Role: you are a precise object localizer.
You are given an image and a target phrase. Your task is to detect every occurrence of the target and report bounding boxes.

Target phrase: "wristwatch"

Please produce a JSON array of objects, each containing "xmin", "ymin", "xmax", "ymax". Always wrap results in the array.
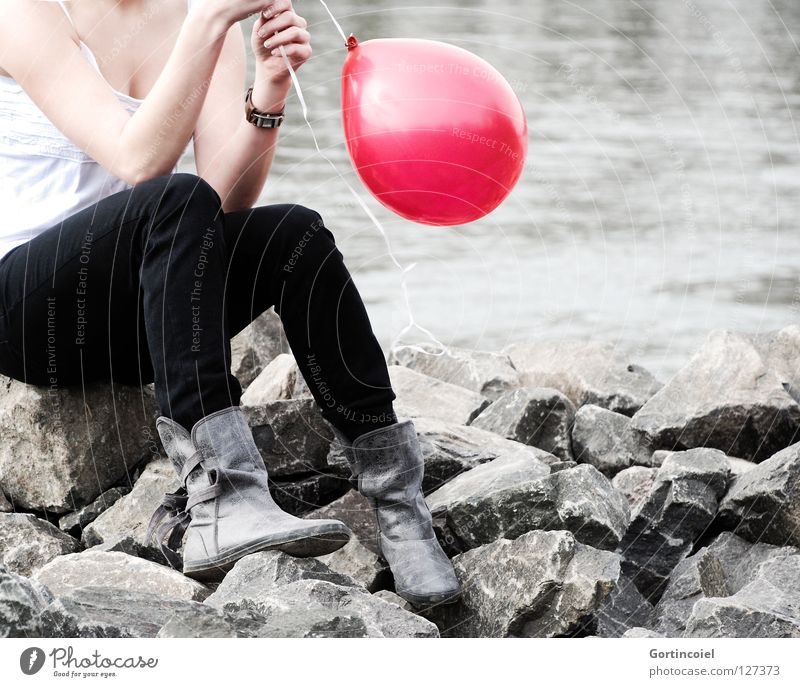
[{"xmin": 244, "ymin": 86, "xmax": 285, "ymax": 128}]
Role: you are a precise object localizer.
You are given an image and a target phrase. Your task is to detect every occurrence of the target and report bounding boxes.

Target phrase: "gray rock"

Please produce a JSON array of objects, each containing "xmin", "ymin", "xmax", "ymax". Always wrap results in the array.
[
  {"xmin": 33, "ymin": 550, "xmax": 210, "ymax": 601},
  {"xmin": 244, "ymin": 398, "xmax": 337, "ymax": 479},
  {"xmin": 205, "ymin": 551, "xmax": 359, "ymax": 609},
  {"xmin": 504, "ymin": 339, "xmax": 662, "ymax": 415},
  {"xmin": 82, "ymin": 456, "xmax": 179, "ymax": 564},
  {"xmin": 230, "ymin": 307, "xmax": 287, "ymax": 388},
  {"xmin": 622, "ymin": 627, "xmax": 665, "ymax": 638},
  {"xmin": 595, "ymin": 575, "xmax": 654, "ymax": 638},
  {"xmin": 470, "ymin": 387, "xmax": 576, "ymax": 460},
  {"xmin": 629, "ymin": 329, "xmax": 800, "ymax": 463},
  {"xmin": 0, "ymin": 489, "xmax": 11, "ymax": 512},
  {"xmin": 684, "ymin": 555, "xmax": 800, "ymax": 637},
  {"xmin": 649, "ymin": 450, "xmax": 672, "ymax": 467},
  {"xmin": 240, "ymin": 353, "xmax": 310, "ymax": 405},
  {"xmin": 388, "ymin": 343, "xmax": 521, "ymax": 400},
  {"xmin": 611, "ymin": 466, "xmax": 658, "ymax": 510},
  {"xmin": 372, "ymin": 590, "xmax": 414, "ymax": 612},
  {"xmin": 417, "ymin": 418, "xmax": 562, "ymax": 492},
  {"xmin": 749, "ymin": 325, "xmax": 800, "ymax": 398},
  {"xmin": 39, "ymin": 586, "xmax": 208, "ymax": 638},
  {"xmin": 0, "ymin": 377, "xmax": 159, "ymax": 512},
  {"xmin": 651, "ymin": 531, "xmax": 797, "ymax": 637},
  {"xmin": 389, "ymin": 365, "xmax": 490, "ymax": 425},
  {"xmin": 0, "ymin": 564, "xmax": 54, "ymax": 638},
  {"xmin": 726, "ymin": 456, "xmax": 757, "ymax": 477},
  {"xmin": 548, "ymin": 460, "xmax": 578, "ymax": 472},
  {"xmin": 157, "ymin": 604, "xmax": 279, "ymax": 638},
  {"xmin": 326, "ymin": 416, "xmax": 560, "ymax": 494},
  {"xmin": 0, "ymin": 513, "xmax": 82, "ymax": 577},
  {"xmin": 207, "ymin": 576, "xmax": 438, "ymax": 638},
  {"xmin": 426, "ymin": 456, "xmax": 629, "ymax": 554},
  {"xmin": 617, "ymin": 449, "xmax": 731, "ymax": 602},
  {"xmin": 571, "ymin": 404, "xmax": 654, "ymax": 475},
  {"xmin": 201, "ymin": 552, "xmax": 396, "ymax": 637},
  {"xmin": 716, "ymin": 442, "xmax": 800, "ymax": 547},
  {"xmin": 428, "ymin": 530, "xmax": 621, "ymax": 637},
  {"xmin": 58, "ymin": 487, "xmax": 130, "ymax": 537},
  {"xmin": 305, "ymin": 489, "xmax": 379, "ymax": 554},
  {"xmin": 317, "ymin": 538, "xmax": 388, "ymax": 592},
  {"xmin": 656, "ymin": 450, "xmax": 756, "ymax": 479},
  {"xmin": 157, "ymin": 602, "xmax": 372, "ymax": 638}
]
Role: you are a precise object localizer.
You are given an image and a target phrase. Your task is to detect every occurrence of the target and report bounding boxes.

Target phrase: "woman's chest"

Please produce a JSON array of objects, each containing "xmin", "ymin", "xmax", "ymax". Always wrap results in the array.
[{"xmin": 66, "ymin": 1, "xmax": 188, "ymax": 100}]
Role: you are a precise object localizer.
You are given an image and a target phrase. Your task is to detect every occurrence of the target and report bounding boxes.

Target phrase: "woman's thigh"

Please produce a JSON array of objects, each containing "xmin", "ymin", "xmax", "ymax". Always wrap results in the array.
[
  {"xmin": 222, "ymin": 202, "xmax": 332, "ymax": 337},
  {"xmin": 0, "ymin": 187, "xmax": 154, "ymax": 387},
  {"xmin": 0, "ymin": 193, "xmax": 335, "ymax": 387}
]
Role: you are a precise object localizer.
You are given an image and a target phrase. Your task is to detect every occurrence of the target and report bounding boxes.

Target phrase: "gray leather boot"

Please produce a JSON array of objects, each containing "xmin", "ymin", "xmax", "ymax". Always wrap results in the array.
[
  {"xmin": 146, "ymin": 406, "xmax": 351, "ymax": 582},
  {"xmin": 334, "ymin": 419, "xmax": 461, "ymax": 607}
]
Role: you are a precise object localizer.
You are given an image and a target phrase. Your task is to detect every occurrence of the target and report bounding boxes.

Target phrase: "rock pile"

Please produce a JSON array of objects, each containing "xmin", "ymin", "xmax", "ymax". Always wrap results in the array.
[{"xmin": 2, "ymin": 315, "xmax": 799, "ymax": 638}]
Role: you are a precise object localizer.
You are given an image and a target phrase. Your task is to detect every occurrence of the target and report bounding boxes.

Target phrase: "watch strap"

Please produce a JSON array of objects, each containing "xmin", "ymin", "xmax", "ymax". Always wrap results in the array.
[{"xmin": 244, "ymin": 86, "xmax": 285, "ymax": 128}]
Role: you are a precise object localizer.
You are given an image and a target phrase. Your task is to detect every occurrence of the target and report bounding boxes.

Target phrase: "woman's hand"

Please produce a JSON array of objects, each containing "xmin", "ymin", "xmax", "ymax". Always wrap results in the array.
[
  {"xmin": 250, "ymin": 0, "xmax": 312, "ymax": 85},
  {"xmin": 192, "ymin": 0, "xmax": 280, "ymax": 40}
]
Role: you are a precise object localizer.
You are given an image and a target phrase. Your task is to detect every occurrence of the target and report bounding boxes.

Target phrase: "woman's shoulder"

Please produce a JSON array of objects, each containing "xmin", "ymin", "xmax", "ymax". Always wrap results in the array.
[
  {"xmin": 0, "ymin": 1, "xmax": 74, "ymax": 78},
  {"xmin": 0, "ymin": 0, "xmax": 69, "ymax": 27},
  {"xmin": 0, "ymin": 0, "xmax": 70, "ymax": 30}
]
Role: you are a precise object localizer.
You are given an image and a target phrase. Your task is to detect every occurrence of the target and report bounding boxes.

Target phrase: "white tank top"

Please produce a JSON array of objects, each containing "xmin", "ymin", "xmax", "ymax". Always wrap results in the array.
[{"xmin": 0, "ymin": 0, "xmax": 192, "ymax": 261}]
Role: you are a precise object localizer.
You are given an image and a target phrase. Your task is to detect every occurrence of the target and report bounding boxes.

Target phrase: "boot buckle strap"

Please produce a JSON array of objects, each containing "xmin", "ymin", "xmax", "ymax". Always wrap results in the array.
[
  {"xmin": 145, "ymin": 470, "xmax": 219, "ymax": 570},
  {"xmin": 152, "ymin": 509, "xmax": 191, "ymax": 570},
  {"xmin": 184, "ymin": 480, "xmax": 222, "ymax": 511},
  {"xmin": 179, "ymin": 451, "xmax": 205, "ymax": 485},
  {"xmin": 145, "ymin": 485, "xmax": 190, "ymax": 570}
]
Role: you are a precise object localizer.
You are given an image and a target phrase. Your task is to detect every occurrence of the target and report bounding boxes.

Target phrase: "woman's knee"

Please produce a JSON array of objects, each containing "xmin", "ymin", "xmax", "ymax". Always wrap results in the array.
[
  {"xmin": 283, "ymin": 208, "xmax": 339, "ymax": 276},
  {"xmin": 135, "ymin": 172, "xmax": 222, "ymax": 219},
  {"xmin": 168, "ymin": 172, "xmax": 221, "ymax": 204},
  {"xmin": 136, "ymin": 173, "xmax": 224, "ymax": 251},
  {"xmin": 229, "ymin": 203, "xmax": 336, "ymax": 277},
  {"xmin": 267, "ymin": 203, "xmax": 328, "ymax": 234}
]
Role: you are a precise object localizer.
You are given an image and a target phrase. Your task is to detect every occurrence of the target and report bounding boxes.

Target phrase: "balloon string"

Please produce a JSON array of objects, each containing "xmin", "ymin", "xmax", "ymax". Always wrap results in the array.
[
  {"xmin": 316, "ymin": 0, "xmax": 348, "ymax": 44},
  {"xmin": 277, "ymin": 25, "xmax": 449, "ymax": 357}
]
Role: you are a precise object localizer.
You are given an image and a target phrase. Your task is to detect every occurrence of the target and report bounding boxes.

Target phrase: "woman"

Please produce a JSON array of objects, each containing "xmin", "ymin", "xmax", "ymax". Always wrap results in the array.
[{"xmin": 0, "ymin": 0, "xmax": 459, "ymax": 607}]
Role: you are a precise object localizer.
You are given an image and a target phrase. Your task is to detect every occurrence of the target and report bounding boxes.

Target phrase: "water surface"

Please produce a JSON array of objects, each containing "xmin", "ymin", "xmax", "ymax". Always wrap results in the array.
[{"xmin": 181, "ymin": 0, "xmax": 800, "ymax": 381}]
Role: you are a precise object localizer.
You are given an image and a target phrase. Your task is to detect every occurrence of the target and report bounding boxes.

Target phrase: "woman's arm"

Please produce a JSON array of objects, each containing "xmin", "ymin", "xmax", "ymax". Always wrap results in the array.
[
  {"xmin": 0, "ymin": 0, "xmax": 268, "ymax": 186},
  {"xmin": 191, "ymin": 1, "xmax": 312, "ymax": 212}
]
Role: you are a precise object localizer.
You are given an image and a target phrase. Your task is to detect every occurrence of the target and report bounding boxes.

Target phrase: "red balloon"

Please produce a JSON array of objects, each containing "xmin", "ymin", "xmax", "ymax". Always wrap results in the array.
[{"xmin": 341, "ymin": 36, "xmax": 528, "ymax": 226}]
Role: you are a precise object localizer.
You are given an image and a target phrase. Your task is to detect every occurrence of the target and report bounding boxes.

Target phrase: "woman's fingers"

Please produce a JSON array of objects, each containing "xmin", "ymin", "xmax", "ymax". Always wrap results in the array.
[
  {"xmin": 252, "ymin": 12, "xmax": 267, "ymax": 35},
  {"xmin": 260, "ymin": 0, "xmax": 293, "ymax": 19},
  {"xmin": 246, "ymin": 0, "xmax": 311, "ymax": 69},
  {"xmin": 262, "ymin": 25, "xmax": 311, "ymax": 52},
  {"xmin": 274, "ymin": 41, "xmax": 312, "ymax": 60},
  {"xmin": 242, "ymin": 1, "xmax": 280, "ymax": 22},
  {"xmin": 257, "ymin": 9, "xmax": 307, "ymax": 38}
]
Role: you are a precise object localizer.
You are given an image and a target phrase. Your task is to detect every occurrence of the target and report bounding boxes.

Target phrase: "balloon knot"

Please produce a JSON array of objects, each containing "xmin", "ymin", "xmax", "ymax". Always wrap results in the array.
[{"xmin": 346, "ymin": 33, "xmax": 359, "ymax": 50}]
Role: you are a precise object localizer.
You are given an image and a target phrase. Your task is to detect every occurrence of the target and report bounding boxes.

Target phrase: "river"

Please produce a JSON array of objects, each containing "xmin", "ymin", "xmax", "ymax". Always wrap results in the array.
[{"xmin": 181, "ymin": 0, "xmax": 800, "ymax": 381}]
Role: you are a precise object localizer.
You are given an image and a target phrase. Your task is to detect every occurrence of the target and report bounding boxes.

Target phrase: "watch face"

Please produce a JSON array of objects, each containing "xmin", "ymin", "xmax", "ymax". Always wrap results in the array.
[{"xmin": 256, "ymin": 114, "xmax": 282, "ymax": 127}]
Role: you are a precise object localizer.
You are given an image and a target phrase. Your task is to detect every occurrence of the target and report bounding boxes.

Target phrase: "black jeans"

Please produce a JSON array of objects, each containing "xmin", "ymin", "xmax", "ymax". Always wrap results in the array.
[{"xmin": 0, "ymin": 172, "xmax": 396, "ymax": 439}]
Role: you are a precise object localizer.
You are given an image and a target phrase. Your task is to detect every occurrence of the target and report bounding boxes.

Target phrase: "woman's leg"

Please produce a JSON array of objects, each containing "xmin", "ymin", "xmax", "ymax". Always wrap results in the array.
[
  {"xmin": 0, "ymin": 172, "xmax": 395, "ymax": 437},
  {"xmin": 218, "ymin": 205, "xmax": 459, "ymax": 606},
  {"xmin": 0, "ymin": 172, "xmax": 241, "ymax": 430},
  {"xmin": 0, "ymin": 173, "xmax": 453, "ymax": 596},
  {"xmin": 221, "ymin": 203, "xmax": 397, "ymax": 441}
]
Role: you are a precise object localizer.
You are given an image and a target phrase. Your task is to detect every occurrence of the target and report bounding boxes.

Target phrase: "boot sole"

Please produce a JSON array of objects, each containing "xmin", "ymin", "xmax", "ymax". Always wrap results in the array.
[
  {"xmin": 182, "ymin": 526, "xmax": 351, "ymax": 583},
  {"xmin": 398, "ymin": 587, "xmax": 462, "ymax": 610}
]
